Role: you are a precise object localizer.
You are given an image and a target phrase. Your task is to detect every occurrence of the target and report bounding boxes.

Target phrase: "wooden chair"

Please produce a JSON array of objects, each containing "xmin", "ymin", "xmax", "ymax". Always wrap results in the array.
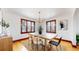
[
  {"xmin": 32, "ymin": 36, "xmax": 45, "ymax": 51},
  {"xmin": 28, "ymin": 34, "xmax": 32, "ymax": 43},
  {"xmin": 38, "ymin": 38, "xmax": 46, "ymax": 51},
  {"xmin": 28, "ymin": 34, "xmax": 34, "ymax": 50},
  {"xmin": 31, "ymin": 35, "xmax": 38, "ymax": 50}
]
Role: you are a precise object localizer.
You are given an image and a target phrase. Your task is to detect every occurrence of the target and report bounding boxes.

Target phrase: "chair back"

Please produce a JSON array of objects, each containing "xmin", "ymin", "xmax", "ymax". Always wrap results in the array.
[
  {"xmin": 32, "ymin": 36, "xmax": 38, "ymax": 44},
  {"xmin": 28, "ymin": 34, "xmax": 32, "ymax": 40},
  {"xmin": 58, "ymin": 37, "xmax": 62, "ymax": 45}
]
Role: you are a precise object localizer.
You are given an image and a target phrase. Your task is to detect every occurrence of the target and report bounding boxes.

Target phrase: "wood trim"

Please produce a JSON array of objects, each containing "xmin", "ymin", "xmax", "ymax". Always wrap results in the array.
[
  {"xmin": 54, "ymin": 37, "xmax": 77, "ymax": 48},
  {"xmin": 13, "ymin": 37, "xmax": 29, "ymax": 42},
  {"xmin": 72, "ymin": 45, "xmax": 77, "ymax": 48},
  {"xmin": 21, "ymin": 19, "xmax": 35, "ymax": 34},
  {"xmin": 46, "ymin": 20, "xmax": 56, "ymax": 33},
  {"xmin": 21, "ymin": 19, "xmax": 27, "ymax": 34}
]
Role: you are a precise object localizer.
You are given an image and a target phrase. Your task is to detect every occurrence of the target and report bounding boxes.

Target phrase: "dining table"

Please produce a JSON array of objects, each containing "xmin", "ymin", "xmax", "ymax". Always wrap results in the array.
[{"xmin": 28, "ymin": 33, "xmax": 57, "ymax": 51}]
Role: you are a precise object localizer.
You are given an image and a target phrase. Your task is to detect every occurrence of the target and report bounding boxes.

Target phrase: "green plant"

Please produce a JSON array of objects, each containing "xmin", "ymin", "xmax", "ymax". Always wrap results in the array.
[{"xmin": 0, "ymin": 20, "xmax": 9, "ymax": 28}]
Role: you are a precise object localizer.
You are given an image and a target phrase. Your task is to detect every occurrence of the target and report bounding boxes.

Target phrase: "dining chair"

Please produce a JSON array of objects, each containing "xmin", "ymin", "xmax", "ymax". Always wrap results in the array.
[
  {"xmin": 38, "ymin": 38, "xmax": 46, "ymax": 51},
  {"xmin": 28, "ymin": 34, "xmax": 33, "ymax": 49},
  {"xmin": 32, "ymin": 36, "xmax": 38, "ymax": 50},
  {"xmin": 49, "ymin": 37, "xmax": 62, "ymax": 51},
  {"xmin": 32, "ymin": 36, "xmax": 45, "ymax": 51}
]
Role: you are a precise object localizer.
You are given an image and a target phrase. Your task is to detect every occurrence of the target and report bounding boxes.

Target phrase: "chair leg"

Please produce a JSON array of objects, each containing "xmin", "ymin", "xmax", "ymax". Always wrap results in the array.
[
  {"xmin": 49, "ymin": 45, "xmax": 52, "ymax": 51},
  {"xmin": 42, "ymin": 45, "xmax": 44, "ymax": 51},
  {"xmin": 56, "ymin": 46, "xmax": 58, "ymax": 51},
  {"xmin": 56, "ymin": 45, "xmax": 62, "ymax": 51},
  {"xmin": 59, "ymin": 44, "xmax": 62, "ymax": 51},
  {"xmin": 37, "ymin": 44, "xmax": 38, "ymax": 51},
  {"xmin": 31, "ymin": 42, "xmax": 34, "ymax": 50},
  {"xmin": 32, "ymin": 44, "xmax": 34, "ymax": 50},
  {"xmin": 28, "ymin": 40, "xmax": 29, "ymax": 49}
]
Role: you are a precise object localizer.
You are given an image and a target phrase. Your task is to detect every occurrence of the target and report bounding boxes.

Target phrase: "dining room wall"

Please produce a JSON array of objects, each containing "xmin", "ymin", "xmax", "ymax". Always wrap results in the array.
[
  {"xmin": 56, "ymin": 16, "xmax": 76, "ymax": 45},
  {"xmin": 42, "ymin": 16, "xmax": 76, "ymax": 45},
  {"xmin": 72, "ymin": 8, "xmax": 79, "ymax": 45},
  {"xmin": 2, "ymin": 9, "xmax": 35, "ymax": 41},
  {"xmin": 0, "ymin": 9, "xmax": 2, "ymax": 34},
  {"xmin": 73, "ymin": 8, "xmax": 79, "ymax": 35}
]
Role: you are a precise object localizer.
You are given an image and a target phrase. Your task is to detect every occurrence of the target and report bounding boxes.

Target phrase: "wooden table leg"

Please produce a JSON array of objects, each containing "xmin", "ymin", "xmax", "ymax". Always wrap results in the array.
[
  {"xmin": 45, "ymin": 39, "xmax": 47, "ymax": 51},
  {"xmin": 37, "ymin": 37, "xmax": 38, "ymax": 51}
]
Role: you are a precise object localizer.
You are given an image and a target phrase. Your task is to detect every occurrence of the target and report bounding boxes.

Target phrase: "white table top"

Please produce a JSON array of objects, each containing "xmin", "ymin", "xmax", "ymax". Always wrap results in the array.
[
  {"xmin": 29, "ymin": 33, "xmax": 57, "ymax": 40},
  {"xmin": 44, "ymin": 33, "xmax": 57, "ymax": 39}
]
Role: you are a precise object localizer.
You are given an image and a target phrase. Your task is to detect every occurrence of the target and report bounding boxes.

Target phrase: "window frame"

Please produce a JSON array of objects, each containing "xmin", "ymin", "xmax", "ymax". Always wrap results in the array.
[
  {"xmin": 21, "ymin": 19, "xmax": 35, "ymax": 34},
  {"xmin": 46, "ymin": 20, "xmax": 56, "ymax": 33}
]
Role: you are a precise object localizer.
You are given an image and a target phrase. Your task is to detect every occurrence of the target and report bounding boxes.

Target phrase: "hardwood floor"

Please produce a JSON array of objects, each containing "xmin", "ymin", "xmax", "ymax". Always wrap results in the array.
[{"xmin": 13, "ymin": 39, "xmax": 79, "ymax": 51}]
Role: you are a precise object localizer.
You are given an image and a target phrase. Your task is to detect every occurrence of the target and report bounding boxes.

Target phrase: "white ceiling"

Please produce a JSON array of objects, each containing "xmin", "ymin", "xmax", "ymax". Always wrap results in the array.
[{"xmin": 6, "ymin": 8, "xmax": 76, "ymax": 19}]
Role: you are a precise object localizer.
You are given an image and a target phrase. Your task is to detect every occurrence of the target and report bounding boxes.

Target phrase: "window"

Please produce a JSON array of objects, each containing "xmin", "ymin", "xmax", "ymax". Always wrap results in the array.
[
  {"xmin": 21, "ymin": 19, "xmax": 35, "ymax": 34},
  {"xmin": 46, "ymin": 20, "xmax": 56, "ymax": 33}
]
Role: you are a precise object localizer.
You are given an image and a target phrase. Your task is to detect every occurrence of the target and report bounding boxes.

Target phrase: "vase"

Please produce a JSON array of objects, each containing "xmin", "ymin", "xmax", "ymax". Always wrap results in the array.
[{"xmin": 39, "ymin": 30, "xmax": 42, "ymax": 35}]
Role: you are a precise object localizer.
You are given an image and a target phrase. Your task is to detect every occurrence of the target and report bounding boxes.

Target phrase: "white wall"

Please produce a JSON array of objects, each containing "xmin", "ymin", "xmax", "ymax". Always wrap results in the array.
[
  {"xmin": 2, "ymin": 9, "xmax": 35, "ymax": 41},
  {"xmin": 74, "ymin": 9, "xmax": 79, "ymax": 34},
  {"xmin": 0, "ymin": 9, "xmax": 2, "ymax": 34},
  {"xmin": 55, "ymin": 16, "xmax": 76, "ymax": 45},
  {"xmin": 73, "ymin": 8, "xmax": 79, "ymax": 45},
  {"xmin": 35, "ymin": 19, "xmax": 46, "ymax": 35}
]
